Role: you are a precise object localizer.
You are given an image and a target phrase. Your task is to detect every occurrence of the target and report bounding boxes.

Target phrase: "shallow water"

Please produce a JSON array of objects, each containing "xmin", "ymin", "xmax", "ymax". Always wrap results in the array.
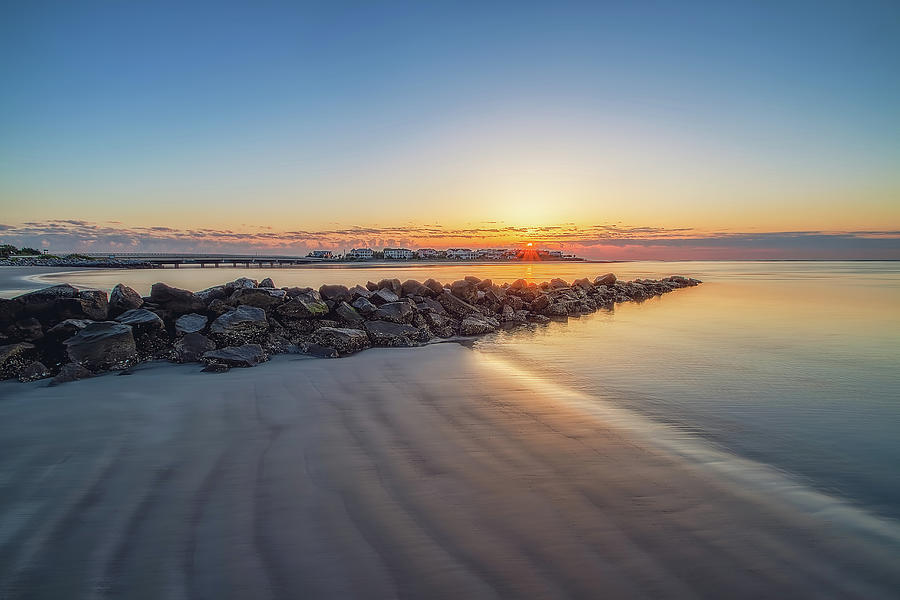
[{"xmin": 10, "ymin": 261, "xmax": 900, "ymax": 521}]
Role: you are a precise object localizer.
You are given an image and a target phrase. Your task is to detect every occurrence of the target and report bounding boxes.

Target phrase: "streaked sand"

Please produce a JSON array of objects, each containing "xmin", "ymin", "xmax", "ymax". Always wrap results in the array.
[{"xmin": 0, "ymin": 344, "xmax": 897, "ymax": 599}]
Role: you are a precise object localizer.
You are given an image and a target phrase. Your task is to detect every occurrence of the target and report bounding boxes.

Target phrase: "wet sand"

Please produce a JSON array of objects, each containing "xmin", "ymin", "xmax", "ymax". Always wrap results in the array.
[
  {"xmin": 0, "ymin": 267, "xmax": 98, "ymax": 299},
  {"xmin": 1, "ymin": 344, "xmax": 898, "ymax": 599}
]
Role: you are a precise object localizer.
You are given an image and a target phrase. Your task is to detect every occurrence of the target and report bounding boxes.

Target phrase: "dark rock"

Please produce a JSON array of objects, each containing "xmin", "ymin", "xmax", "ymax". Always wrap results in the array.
[
  {"xmin": 7, "ymin": 317, "xmax": 43, "ymax": 342},
  {"xmin": 372, "ymin": 301, "xmax": 415, "ymax": 324},
  {"xmin": 573, "ymin": 277, "xmax": 593, "ymax": 290},
  {"xmin": 335, "ymin": 301, "xmax": 364, "ymax": 324},
  {"xmin": 476, "ymin": 278, "xmax": 493, "ymax": 291},
  {"xmin": 224, "ymin": 278, "xmax": 257, "ymax": 295},
  {"xmin": 175, "ymin": 313, "xmax": 208, "ymax": 335},
  {"xmin": 459, "ymin": 315, "xmax": 499, "ymax": 336},
  {"xmin": 150, "ymin": 283, "xmax": 205, "ymax": 314},
  {"xmin": 210, "ymin": 306, "xmax": 268, "ymax": 346},
  {"xmin": 549, "ymin": 278, "xmax": 569, "ymax": 289},
  {"xmin": 364, "ymin": 321, "xmax": 427, "ymax": 347},
  {"xmin": 72, "ymin": 289, "xmax": 109, "ymax": 320},
  {"xmin": 276, "ymin": 293, "xmax": 329, "ymax": 319},
  {"xmin": 202, "ymin": 362, "xmax": 231, "ymax": 373},
  {"xmin": 195, "ymin": 285, "xmax": 228, "ymax": 304},
  {"xmin": 439, "ymin": 290, "xmax": 480, "ymax": 317},
  {"xmin": 64, "ymin": 321, "xmax": 137, "ymax": 371},
  {"xmin": 0, "ymin": 298, "xmax": 25, "ymax": 323},
  {"xmin": 349, "ymin": 285, "xmax": 372, "ymax": 299},
  {"xmin": 449, "ymin": 279, "xmax": 478, "ymax": 302},
  {"xmin": 207, "ymin": 298, "xmax": 231, "ymax": 316},
  {"xmin": 313, "ymin": 327, "xmax": 370, "ymax": 354},
  {"xmin": 528, "ymin": 314, "xmax": 551, "ymax": 324},
  {"xmin": 370, "ymin": 288, "xmax": 399, "ymax": 306},
  {"xmin": 259, "ymin": 277, "xmax": 275, "ymax": 288},
  {"xmin": 16, "ymin": 284, "xmax": 78, "ymax": 317},
  {"xmin": 202, "ymin": 344, "xmax": 267, "ymax": 368},
  {"xmin": 319, "ymin": 284, "xmax": 351, "ymax": 303},
  {"xmin": 423, "ymin": 279, "xmax": 445, "ymax": 295},
  {"xmin": 377, "ymin": 279, "xmax": 402, "ymax": 296},
  {"xmin": 171, "ymin": 332, "xmax": 216, "ymax": 363},
  {"xmin": 0, "ymin": 342, "xmax": 38, "ymax": 380},
  {"xmin": 115, "ymin": 308, "xmax": 164, "ymax": 334},
  {"xmin": 401, "ymin": 279, "xmax": 428, "ymax": 297},
  {"xmin": 365, "ymin": 281, "xmax": 379, "ymax": 292},
  {"xmin": 108, "ymin": 283, "xmax": 143, "ymax": 317},
  {"xmin": 229, "ymin": 287, "xmax": 286, "ymax": 310},
  {"xmin": 351, "ymin": 297, "xmax": 377, "ymax": 316},
  {"xmin": 18, "ymin": 361, "xmax": 50, "ymax": 382},
  {"xmin": 45, "ymin": 319, "xmax": 92, "ymax": 344},
  {"xmin": 595, "ymin": 273, "xmax": 617, "ymax": 286},
  {"xmin": 49, "ymin": 362, "xmax": 94, "ymax": 385},
  {"xmin": 530, "ymin": 295, "xmax": 551, "ymax": 312},
  {"xmin": 301, "ymin": 343, "xmax": 339, "ymax": 358}
]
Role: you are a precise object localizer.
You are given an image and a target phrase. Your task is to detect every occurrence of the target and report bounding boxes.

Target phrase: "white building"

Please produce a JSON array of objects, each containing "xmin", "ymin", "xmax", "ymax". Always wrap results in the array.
[
  {"xmin": 446, "ymin": 248, "xmax": 476, "ymax": 260},
  {"xmin": 347, "ymin": 248, "xmax": 374, "ymax": 260},
  {"xmin": 307, "ymin": 250, "xmax": 333, "ymax": 259},
  {"xmin": 416, "ymin": 248, "xmax": 439, "ymax": 259},
  {"xmin": 384, "ymin": 247, "xmax": 415, "ymax": 260},
  {"xmin": 476, "ymin": 248, "xmax": 506, "ymax": 260}
]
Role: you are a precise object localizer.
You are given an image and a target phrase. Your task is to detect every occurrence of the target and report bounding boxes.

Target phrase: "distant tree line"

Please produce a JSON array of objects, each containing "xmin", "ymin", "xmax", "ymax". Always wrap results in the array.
[{"xmin": 0, "ymin": 245, "xmax": 42, "ymax": 257}]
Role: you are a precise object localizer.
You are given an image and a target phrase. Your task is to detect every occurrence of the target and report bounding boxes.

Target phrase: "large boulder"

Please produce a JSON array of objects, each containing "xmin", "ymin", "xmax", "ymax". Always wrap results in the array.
[
  {"xmin": 459, "ymin": 315, "xmax": 499, "ymax": 336},
  {"xmin": 108, "ymin": 283, "xmax": 143, "ymax": 317},
  {"xmin": 529, "ymin": 295, "xmax": 551, "ymax": 312},
  {"xmin": 319, "ymin": 284, "xmax": 351, "ymax": 304},
  {"xmin": 351, "ymin": 297, "xmax": 377, "ymax": 316},
  {"xmin": 201, "ymin": 344, "xmax": 267, "ymax": 368},
  {"xmin": 594, "ymin": 273, "xmax": 617, "ymax": 286},
  {"xmin": 276, "ymin": 292, "xmax": 329, "ymax": 319},
  {"xmin": 377, "ymin": 279, "xmax": 402, "ymax": 296},
  {"xmin": 171, "ymin": 333, "xmax": 216, "ymax": 363},
  {"xmin": 210, "ymin": 306, "xmax": 268, "ymax": 346},
  {"xmin": 549, "ymin": 278, "xmax": 569, "ymax": 289},
  {"xmin": 16, "ymin": 284, "xmax": 78, "ymax": 317},
  {"xmin": 65, "ymin": 289, "xmax": 109, "ymax": 321},
  {"xmin": 115, "ymin": 308, "xmax": 164, "ymax": 334},
  {"xmin": 175, "ymin": 313, "xmax": 208, "ymax": 335},
  {"xmin": 229, "ymin": 287, "xmax": 286, "ymax": 310},
  {"xmin": 439, "ymin": 290, "xmax": 480, "ymax": 318},
  {"xmin": 0, "ymin": 342, "xmax": 38, "ymax": 380},
  {"xmin": 150, "ymin": 283, "xmax": 205, "ymax": 314},
  {"xmin": 372, "ymin": 301, "xmax": 415, "ymax": 324},
  {"xmin": 0, "ymin": 298, "xmax": 24, "ymax": 323},
  {"xmin": 370, "ymin": 288, "xmax": 399, "ymax": 306},
  {"xmin": 364, "ymin": 321, "xmax": 427, "ymax": 347},
  {"xmin": 45, "ymin": 319, "xmax": 92, "ymax": 343},
  {"xmin": 224, "ymin": 278, "xmax": 257, "ymax": 295},
  {"xmin": 422, "ymin": 279, "xmax": 445, "ymax": 296},
  {"xmin": 449, "ymin": 279, "xmax": 478, "ymax": 303},
  {"xmin": 313, "ymin": 327, "xmax": 370, "ymax": 354},
  {"xmin": 64, "ymin": 321, "xmax": 137, "ymax": 371},
  {"xmin": 195, "ymin": 285, "xmax": 228, "ymax": 304},
  {"xmin": 115, "ymin": 308, "xmax": 168, "ymax": 357},
  {"xmin": 334, "ymin": 302, "xmax": 364, "ymax": 324},
  {"xmin": 259, "ymin": 277, "xmax": 275, "ymax": 288},
  {"xmin": 5, "ymin": 317, "xmax": 43, "ymax": 342},
  {"xmin": 401, "ymin": 279, "xmax": 429, "ymax": 297}
]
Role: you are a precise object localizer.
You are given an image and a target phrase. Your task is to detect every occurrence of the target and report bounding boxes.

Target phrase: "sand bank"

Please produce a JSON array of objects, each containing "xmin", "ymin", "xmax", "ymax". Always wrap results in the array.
[{"xmin": 1, "ymin": 344, "xmax": 898, "ymax": 599}]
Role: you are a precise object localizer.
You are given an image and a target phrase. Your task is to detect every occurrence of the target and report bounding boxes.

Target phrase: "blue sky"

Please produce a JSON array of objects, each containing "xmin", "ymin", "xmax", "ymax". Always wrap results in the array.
[{"xmin": 1, "ymin": 1, "xmax": 898, "ymax": 257}]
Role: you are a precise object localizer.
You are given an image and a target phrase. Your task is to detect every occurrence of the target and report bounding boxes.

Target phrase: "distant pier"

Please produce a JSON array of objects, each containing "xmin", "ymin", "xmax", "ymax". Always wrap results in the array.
[{"xmin": 84, "ymin": 253, "xmax": 320, "ymax": 268}]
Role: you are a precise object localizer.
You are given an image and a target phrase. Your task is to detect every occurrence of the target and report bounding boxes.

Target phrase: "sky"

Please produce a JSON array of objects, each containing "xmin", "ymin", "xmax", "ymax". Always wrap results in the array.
[{"xmin": 1, "ymin": 0, "xmax": 898, "ymax": 259}]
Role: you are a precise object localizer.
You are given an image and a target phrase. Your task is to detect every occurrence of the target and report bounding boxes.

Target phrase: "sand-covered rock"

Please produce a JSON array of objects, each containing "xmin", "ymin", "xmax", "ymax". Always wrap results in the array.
[{"xmin": 202, "ymin": 344, "xmax": 267, "ymax": 368}]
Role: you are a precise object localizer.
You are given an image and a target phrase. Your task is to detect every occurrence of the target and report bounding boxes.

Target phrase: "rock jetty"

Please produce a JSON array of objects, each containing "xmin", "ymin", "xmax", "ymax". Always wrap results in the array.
[{"xmin": 0, "ymin": 273, "xmax": 701, "ymax": 383}]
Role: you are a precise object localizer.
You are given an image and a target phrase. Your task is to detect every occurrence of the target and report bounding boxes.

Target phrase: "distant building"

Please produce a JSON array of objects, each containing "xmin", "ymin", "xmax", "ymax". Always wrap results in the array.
[
  {"xmin": 446, "ymin": 248, "xmax": 475, "ymax": 260},
  {"xmin": 307, "ymin": 250, "xmax": 334, "ymax": 259},
  {"xmin": 547, "ymin": 250, "xmax": 564, "ymax": 258},
  {"xmin": 416, "ymin": 248, "xmax": 439, "ymax": 259},
  {"xmin": 347, "ymin": 248, "xmax": 374, "ymax": 260},
  {"xmin": 384, "ymin": 248, "xmax": 415, "ymax": 259},
  {"xmin": 476, "ymin": 248, "xmax": 506, "ymax": 260}
]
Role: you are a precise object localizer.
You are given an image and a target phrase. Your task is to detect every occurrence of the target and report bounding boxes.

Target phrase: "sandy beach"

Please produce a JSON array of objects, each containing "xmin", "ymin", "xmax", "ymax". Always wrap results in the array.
[{"xmin": 1, "ymin": 343, "xmax": 898, "ymax": 599}]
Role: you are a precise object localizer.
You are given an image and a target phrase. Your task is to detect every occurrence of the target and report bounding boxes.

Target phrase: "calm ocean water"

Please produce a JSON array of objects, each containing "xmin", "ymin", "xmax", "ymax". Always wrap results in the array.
[{"xmin": 9, "ymin": 261, "xmax": 900, "ymax": 522}]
